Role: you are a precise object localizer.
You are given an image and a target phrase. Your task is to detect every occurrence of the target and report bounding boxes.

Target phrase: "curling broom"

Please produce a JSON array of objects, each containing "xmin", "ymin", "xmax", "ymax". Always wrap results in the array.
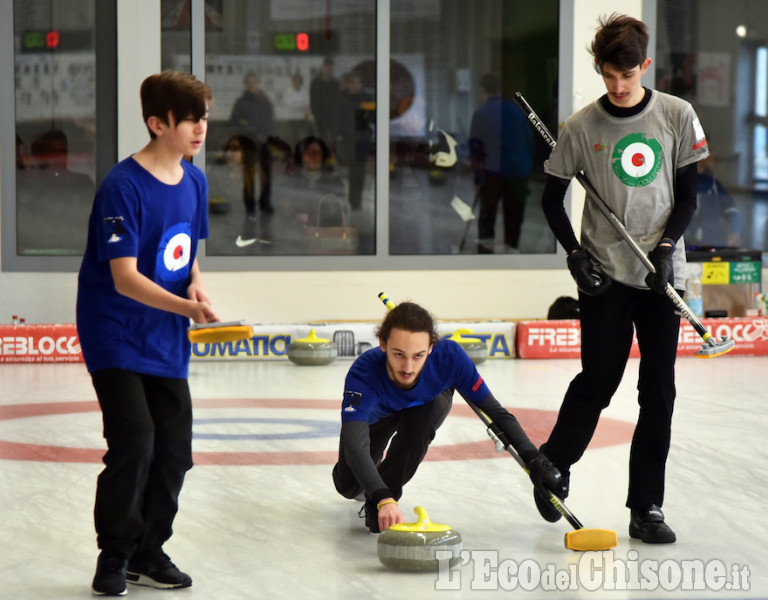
[
  {"xmin": 513, "ymin": 92, "xmax": 735, "ymax": 359},
  {"xmin": 187, "ymin": 320, "xmax": 253, "ymax": 343},
  {"xmin": 377, "ymin": 292, "xmax": 617, "ymax": 551}
]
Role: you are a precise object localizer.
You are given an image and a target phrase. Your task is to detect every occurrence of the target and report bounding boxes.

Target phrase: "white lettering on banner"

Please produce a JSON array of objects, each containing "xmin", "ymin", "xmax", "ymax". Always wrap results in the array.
[
  {"xmin": 527, "ymin": 327, "xmax": 580, "ymax": 347},
  {"xmin": 434, "ymin": 550, "xmax": 751, "ymax": 592},
  {"xmin": 0, "ymin": 336, "xmax": 80, "ymax": 356},
  {"xmin": 679, "ymin": 319, "xmax": 768, "ymax": 345}
]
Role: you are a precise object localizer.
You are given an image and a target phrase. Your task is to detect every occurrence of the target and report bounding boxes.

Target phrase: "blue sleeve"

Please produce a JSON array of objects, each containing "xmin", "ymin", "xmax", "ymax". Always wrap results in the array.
[
  {"xmin": 450, "ymin": 342, "xmax": 491, "ymax": 402},
  {"xmin": 92, "ymin": 171, "xmax": 140, "ymax": 262},
  {"xmin": 340, "ymin": 357, "xmax": 378, "ymax": 423}
]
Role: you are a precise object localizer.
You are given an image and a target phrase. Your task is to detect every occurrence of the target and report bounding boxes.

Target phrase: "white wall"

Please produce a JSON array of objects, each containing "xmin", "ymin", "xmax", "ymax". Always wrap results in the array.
[{"xmin": 0, "ymin": 0, "xmax": 645, "ymax": 326}]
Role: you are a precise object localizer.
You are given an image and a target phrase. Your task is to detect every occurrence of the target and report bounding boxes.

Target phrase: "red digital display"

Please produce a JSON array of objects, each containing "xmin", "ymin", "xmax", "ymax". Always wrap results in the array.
[
  {"xmin": 296, "ymin": 32, "xmax": 309, "ymax": 52},
  {"xmin": 46, "ymin": 30, "xmax": 60, "ymax": 49}
]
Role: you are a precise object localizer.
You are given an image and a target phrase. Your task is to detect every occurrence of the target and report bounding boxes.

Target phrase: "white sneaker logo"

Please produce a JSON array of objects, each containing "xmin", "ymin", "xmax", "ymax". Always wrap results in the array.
[{"xmin": 235, "ymin": 235, "xmax": 257, "ymax": 247}]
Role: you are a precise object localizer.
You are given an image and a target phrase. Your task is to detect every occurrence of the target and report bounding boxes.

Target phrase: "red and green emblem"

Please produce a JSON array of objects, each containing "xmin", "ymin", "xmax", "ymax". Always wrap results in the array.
[{"xmin": 611, "ymin": 133, "xmax": 663, "ymax": 187}]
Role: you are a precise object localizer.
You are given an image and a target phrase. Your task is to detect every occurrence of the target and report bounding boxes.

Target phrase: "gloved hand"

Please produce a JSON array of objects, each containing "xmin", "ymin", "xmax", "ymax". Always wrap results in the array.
[
  {"xmin": 567, "ymin": 248, "xmax": 612, "ymax": 296},
  {"xmin": 526, "ymin": 453, "xmax": 564, "ymax": 499},
  {"xmin": 645, "ymin": 241, "xmax": 675, "ymax": 294}
]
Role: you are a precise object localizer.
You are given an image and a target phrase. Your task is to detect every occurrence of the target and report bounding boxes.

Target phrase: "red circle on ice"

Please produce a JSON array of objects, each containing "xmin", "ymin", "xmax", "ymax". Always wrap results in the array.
[{"xmin": 0, "ymin": 399, "xmax": 635, "ymax": 465}]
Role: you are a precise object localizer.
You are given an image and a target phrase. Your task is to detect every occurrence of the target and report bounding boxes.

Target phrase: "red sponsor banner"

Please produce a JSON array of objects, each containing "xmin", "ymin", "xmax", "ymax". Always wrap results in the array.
[
  {"xmin": 0, "ymin": 324, "xmax": 83, "ymax": 364},
  {"xmin": 516, "ymin": 317, "xmax": 768, "ymax": 359}
]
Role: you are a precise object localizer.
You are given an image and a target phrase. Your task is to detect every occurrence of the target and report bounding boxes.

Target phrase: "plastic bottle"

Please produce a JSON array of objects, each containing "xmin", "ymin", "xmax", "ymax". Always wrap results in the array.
[{"xmin": 686, "ymin": 274, "xmax": 704, "ymax": 318}]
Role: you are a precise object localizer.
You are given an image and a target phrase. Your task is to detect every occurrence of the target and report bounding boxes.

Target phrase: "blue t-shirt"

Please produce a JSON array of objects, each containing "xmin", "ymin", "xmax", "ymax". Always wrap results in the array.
[
  {"xmin": 340, "ymin": 339, "xmax": 491, "ymax": 424},
  {"xmin": 76, "ymin": 157, "xmax": 209, "ymax": 378},
  {"xmin": 469, "ymin": 94, "xmax": 535, "ymax": 178}
]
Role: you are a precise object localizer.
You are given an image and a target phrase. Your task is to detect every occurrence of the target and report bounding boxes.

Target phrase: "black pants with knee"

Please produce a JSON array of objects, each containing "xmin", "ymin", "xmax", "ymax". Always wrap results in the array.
[
  {"xmin": 542, "ymin": 282, "xmax": 680, "ymax": 511},
  {"xmin": 91, "ymin": 369, "xmax": 194, "ymax": 558},
  {"xmin": 332, "ymin": 390, "xmax": 453, "ymax": 501}
]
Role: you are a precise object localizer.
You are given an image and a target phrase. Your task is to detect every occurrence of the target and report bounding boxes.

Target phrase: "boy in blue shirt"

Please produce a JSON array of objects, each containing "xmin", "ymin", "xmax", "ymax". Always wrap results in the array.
[
  {"xmin": 332, "ymin": 302, "xmax": 562, "ymax": 533},
  {"xmin": 77, "ymin": 71, "xmax": 219, "ymax": 596}
]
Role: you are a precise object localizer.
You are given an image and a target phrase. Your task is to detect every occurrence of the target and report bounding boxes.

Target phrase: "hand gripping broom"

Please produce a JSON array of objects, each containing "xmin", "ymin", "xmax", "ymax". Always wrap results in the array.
[{"xmin": 377, "ymin": 292, "xmax": 617, "ymax": 551}]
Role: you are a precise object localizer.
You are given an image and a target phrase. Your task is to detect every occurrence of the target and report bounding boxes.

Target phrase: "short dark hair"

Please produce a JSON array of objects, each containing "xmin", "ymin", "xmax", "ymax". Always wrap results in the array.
[
  {"xmin": 375, "ymin": 302, "xmax": 439, "ymax": 345},
  {"xmin": 140, "ymin": 71, "xmax": 212, "ymax": 139},
  {"xmin": 590, "ymin": 13, "xmax": 649, "ymax": 71},
  {"xmin": 479, "ymin": 73, "xmax": 501, "ymax": 95}
]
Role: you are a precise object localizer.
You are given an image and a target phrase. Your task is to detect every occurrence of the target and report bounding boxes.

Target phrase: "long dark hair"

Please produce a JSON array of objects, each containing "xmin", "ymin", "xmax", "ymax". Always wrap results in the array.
[
  {"xmin": 375, "ymin": 302, "xmax": 439, "ymax": 344},
  {"xmin": 224, "ymin": 135, "xmax": 258, "ymax": 205}
]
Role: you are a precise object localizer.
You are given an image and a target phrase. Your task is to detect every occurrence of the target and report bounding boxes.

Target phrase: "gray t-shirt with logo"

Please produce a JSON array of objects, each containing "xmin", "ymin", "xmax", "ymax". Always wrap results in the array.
[{"xmin": 545, "ymin": 90, "xmax": 709, "ymax": 288}]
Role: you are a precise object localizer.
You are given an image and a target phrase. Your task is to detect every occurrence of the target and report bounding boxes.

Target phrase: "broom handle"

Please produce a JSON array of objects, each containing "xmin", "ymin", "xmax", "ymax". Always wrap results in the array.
[
  {"xmin": 463, "ymin": 397, "xmax": 584, "ymax": 531},
  {"xmin": 379, "ymin": 293, "xmax": 586, "ymax": 531},
  {"xmin": 513, "ymin": 92, "xmax": 714, "ymax": 343}
]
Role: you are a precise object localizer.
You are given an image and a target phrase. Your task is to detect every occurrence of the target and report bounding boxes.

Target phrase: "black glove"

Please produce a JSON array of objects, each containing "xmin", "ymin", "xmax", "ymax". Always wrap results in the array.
[
  {"xmin": 645, "ymin": 241, "xmax": 675, "ymax": 294},
  {"xmin": 526, "ymin": 453, "xmax": 564, "ymax": 499},
  {"xmin": 567, "ymin": 248, "xmax": 612, "ymax": 296}
]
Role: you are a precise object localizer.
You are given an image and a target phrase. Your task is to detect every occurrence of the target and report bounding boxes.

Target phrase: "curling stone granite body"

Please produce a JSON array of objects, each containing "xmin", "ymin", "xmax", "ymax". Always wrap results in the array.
[
  {"xmin": 287, "ymin": 329, "xmax": 338, "ymax": 366},
  {"xmin": 448, "ymin": 329, "xmax": 488, "ymax": 364},
  {"xmin": 378, "ymin": 507, "xmax": 462, "ymax": 571}
]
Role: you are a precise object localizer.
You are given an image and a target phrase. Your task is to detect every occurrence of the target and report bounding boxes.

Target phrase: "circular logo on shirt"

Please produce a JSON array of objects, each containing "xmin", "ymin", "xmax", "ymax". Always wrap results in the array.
[
  {"xmin": 157, "ymin": 222, "xmax": 192, "ymax": 281},
  {"xmin": 611, "ymin": 133, "xmax": 663, "ymax": 187}
]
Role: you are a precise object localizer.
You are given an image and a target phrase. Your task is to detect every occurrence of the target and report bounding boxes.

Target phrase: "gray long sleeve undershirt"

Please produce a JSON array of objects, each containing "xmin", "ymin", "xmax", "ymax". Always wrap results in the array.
[{"xmin": 338, "ymin": 392, "xmax": 539, "ymax": 503}]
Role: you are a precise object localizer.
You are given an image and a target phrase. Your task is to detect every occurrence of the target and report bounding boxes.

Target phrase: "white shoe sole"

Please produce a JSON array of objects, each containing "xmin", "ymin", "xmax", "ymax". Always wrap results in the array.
[{"xmin": 126, "ymin": 572, "xmax": 190, "ymax": 589}]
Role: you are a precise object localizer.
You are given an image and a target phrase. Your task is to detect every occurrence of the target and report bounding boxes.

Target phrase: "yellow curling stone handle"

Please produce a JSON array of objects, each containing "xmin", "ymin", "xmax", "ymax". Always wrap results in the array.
[
  {"xmin": 389, "ymin": 506, "xmax": 452, "ymax": 532},
  {"xmin": 295, "ymin": 329, "xmax": 330, "ymax": 344},
  {"xmin": 448, "ymin": 328, "xmax": 483, "ymax": 344}
]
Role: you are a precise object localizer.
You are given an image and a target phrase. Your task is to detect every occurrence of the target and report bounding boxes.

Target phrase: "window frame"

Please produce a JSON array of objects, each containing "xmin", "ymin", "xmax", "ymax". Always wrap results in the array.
[
  {"xmin": 2, "ymin": 0, "xmax": 571, "ymax": 273},
  {"xmin": 0, "ymin": 0, "xmax": 118, "ymax": 272}
]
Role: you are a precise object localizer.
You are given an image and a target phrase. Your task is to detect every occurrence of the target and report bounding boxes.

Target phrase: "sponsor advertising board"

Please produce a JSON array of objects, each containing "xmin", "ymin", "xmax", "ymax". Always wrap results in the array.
[
  {"xmin": 516, "ymin": 317, "xmax": 768, "ymax": 359},
  {"xmin": 0, "ymin": 324, "xmax": 83, "ymax": 363}
]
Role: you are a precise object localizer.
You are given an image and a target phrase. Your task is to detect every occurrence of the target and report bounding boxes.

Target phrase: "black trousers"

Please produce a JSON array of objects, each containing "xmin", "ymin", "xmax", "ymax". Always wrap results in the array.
[
  {"xmin": 332, "ymin": 390, "xmax": 453, "ymax": 501},
  {"xmin": 477, "ymin": 172, "xmax": 529, "ymax": 249},
  {"xmin": 91, "ymin": 369, "xmax": 193, "ymax": 558},
  {"xmin": 542, "ymin": 282, "xmax": 680, "ymax": 510}
]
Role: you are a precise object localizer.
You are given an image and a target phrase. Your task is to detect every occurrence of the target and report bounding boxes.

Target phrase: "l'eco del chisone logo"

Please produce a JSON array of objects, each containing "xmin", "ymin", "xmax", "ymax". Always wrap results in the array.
[{"xmin": 611, "ymin": 132, "xmax": 663, "ymax": 187}]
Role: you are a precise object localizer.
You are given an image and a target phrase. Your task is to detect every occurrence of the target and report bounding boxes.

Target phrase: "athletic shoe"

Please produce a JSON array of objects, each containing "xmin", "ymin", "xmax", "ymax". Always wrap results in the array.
[
  {"xmin": 358, "ymin": 500, "xmax": 380, "ymax": 534},
  {"xmin": 629, "ymin": 504, "xmax": 677, "ymax": 543},
  {"xmin": 91, "ymin": 550, "xmax": 128, "ymax": 596},
  {"xmin": 533, "ymin": 473, "xmax": 569, "ymax": 523},
  {"xmin": 126, "ymin": 549, "xmax": 192, "ymax": 589}
]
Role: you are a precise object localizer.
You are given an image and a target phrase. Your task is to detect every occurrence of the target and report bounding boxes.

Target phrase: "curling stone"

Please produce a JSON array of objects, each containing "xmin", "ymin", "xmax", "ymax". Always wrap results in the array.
[
  {"xmin": 448, "ymin": 329, "xmax": 488, "ymax": 364},
  {"xmin": 378, "ymin": 507, "xmax": 462, "ymax": 572},
  {"xmin": 287, "ymin": 329, "xmax": 338, "ymax": 366}
]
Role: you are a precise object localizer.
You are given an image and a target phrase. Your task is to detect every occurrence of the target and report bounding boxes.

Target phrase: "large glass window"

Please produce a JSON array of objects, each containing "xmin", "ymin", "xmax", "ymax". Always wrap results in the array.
[
  {"xmin": 13, "ymin": 0, "xmax": 99, "ymax": 256},
  {"xmin": 162, "ymin": 0, "xmax": 377, "ymax": 256},
  {"xmin": 388, "ymin": 1, "xmax": 559, "ymax": 255},
  {"xmin": 656, "ymin": 0, "xmax": 768, "ymax": 251}
]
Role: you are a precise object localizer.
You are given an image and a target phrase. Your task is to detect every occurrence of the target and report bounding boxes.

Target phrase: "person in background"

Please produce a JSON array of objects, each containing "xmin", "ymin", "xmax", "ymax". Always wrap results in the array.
[
  {"xmin": 687, "ymin": 152, "xmax": 743, "ymax": 249},
  {"xmin": 469, "ymin": 73, "xmax": 535, "ymax": 253},
  {"xmin": 310, "ymin": 56, "xmax": 341, "ymax": 147}
]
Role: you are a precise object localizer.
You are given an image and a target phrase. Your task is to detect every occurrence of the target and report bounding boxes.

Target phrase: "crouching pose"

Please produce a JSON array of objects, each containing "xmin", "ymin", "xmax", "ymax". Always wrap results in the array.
[{"xmin": 332, "ymin": 301, "xmax": 561, "ymax": 533}]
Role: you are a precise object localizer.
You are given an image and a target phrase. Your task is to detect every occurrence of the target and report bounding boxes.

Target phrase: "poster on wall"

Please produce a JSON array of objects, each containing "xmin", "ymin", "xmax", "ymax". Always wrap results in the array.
[{"xmin": 697, "ymin": 52, "xmax": 731, "ymax": 108}]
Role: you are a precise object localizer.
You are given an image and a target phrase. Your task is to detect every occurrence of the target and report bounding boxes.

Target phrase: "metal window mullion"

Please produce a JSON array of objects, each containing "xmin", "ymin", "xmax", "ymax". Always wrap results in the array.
[{"xmin": 375, "ymin": 0, "xmax": 390, "ymax": 257}]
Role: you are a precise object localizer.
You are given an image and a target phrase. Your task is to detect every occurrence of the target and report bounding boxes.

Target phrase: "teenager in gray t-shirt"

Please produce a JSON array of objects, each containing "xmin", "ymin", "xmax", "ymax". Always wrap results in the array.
[{"xmin": 535, "ymin": 14, "xmax": 709, "ymax": 545}]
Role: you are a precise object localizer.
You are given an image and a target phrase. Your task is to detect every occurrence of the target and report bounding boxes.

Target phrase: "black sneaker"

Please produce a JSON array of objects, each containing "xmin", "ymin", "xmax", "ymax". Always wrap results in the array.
[
  {"xmin": 629, "ymin": 504, "xmax": 676, "ymax": 543},
  {"xmin": 533, "ymin": 473, "xmax": 570, "ymax": 523},
  {"xmin": 91, "ymin": 550, "xmax": 128, "ymax": 596},
  {"xmin": 358, "ymin": 500, "xmax": 380, "ymax": 534},
  {"xmin": 126, "ymin": 549, "xmax": 192, "ymax": 589}
]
